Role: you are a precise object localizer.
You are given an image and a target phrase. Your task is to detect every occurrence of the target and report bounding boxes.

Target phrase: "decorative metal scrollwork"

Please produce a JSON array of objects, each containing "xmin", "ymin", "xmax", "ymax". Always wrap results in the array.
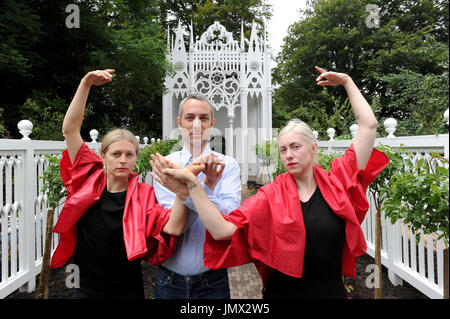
[
  {"xmin": 194, "ymin": 66, "xmax": 240, "ymax": 112},
  {"xmin": 173, "ymin": 61, "xmax": 185, "ymax": 72},
  {"xmin": 249, "ymin": 61, "xmax": 260, "ymax": 72}
]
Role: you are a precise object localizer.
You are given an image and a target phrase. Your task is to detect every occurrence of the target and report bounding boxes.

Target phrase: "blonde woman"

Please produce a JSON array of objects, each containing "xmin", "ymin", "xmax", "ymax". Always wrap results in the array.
[
  {"xmin": 151, "ymin": 67, "xmax": 390, "ymax": 299},
  {"xmin": 51, "ymin": 69, "xmax": 197, "ymax": 299}
]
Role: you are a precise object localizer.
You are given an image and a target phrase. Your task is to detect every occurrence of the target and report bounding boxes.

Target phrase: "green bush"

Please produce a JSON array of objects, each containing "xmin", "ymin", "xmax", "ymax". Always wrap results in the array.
[
  {"xmin": 136, "ymin": 139, "xmax": 182, "ymax": 179},
  {"xmin": 41, "ymin": 155, "xmax": 66, "ymax": 209},
  {"xmin": 384, "ymin": 151, "xmax": 449, "ymax": 246}
]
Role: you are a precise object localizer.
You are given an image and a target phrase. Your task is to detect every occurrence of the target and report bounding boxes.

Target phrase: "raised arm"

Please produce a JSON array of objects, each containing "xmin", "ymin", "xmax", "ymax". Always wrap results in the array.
[
  {"xmin": 62, "ymin": 69, "xmax": 114, "ymax": 163},
  {"xmin": 315, "ymin": 66, "xmax": 378, "ymax": 170}
]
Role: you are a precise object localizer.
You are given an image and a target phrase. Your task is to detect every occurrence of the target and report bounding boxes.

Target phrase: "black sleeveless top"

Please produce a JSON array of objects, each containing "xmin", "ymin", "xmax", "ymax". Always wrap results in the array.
[
  {"xmin": 264, "ymin": 186, "xmax": 347, "ymax": 299},
  {"xmin": 73, "ymin": 189, "xmax": 142, "ymax": 290}
]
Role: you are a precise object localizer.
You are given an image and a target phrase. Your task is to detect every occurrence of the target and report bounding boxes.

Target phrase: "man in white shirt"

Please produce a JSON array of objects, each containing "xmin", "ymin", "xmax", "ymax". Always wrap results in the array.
[{"xmin": 153, "ymin": 94, "xmax": 241, "ymax": 299}]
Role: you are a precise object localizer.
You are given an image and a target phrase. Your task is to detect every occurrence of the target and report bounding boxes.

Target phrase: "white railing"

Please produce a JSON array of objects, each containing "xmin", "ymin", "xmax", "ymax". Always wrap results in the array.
[
  {"xmin": 0, "ymin": 123, "xmax": 156, "ymax": 299},
  {"xmin": 316, "ymin": 114, "xmax": 449, "ymax": 299},
  {"xmin": 1, "ymin": 112, "xmax": 449, "ymax": 299}
]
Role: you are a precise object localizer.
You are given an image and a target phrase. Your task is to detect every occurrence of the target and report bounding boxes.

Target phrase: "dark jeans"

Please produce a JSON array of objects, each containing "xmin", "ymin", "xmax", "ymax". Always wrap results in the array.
[
  {"xmin": 72, "ymin": 279, "xmax": 145, "ymax": 299},
  {"xmin": 155, "ymin": 266, "xmax": 230, "ymax": 299}
]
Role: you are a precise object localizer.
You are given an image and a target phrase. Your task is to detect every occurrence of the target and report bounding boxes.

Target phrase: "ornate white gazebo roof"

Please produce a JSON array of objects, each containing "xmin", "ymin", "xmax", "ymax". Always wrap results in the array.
[{"xmin": 162, "ymin": 21, "xmax": 273, "ymax": 184}]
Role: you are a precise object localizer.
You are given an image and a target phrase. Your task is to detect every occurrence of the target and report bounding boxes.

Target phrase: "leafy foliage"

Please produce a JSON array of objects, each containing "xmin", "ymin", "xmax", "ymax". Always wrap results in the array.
[
  {"xmin": 41, "ymin": 155, "xmax": 66, "ymax": 209},
  {"xmin": 273, "ymin": 0, "xmax": 449, "ymax": 137},
  {"xmin": 384, "ymin": 151, "xmax": 449, "ymax": 246},
  {"xmin": 1, "ymin": 0, "xmax": 167, "ymax": 140},
  {"xmin": 369, "ymin": 144, "xmax": 408, "ymax": 212},
  {"xmin": 317, "ymin": 150, "xmax": 342, "ymax": 172},
  {"xmin": 159, "ymin": 0, "xmax": 272, "ymax": 45},
  {"xmin": 136, "ymin": 139, "xmax": 182, "ymax": 178}
]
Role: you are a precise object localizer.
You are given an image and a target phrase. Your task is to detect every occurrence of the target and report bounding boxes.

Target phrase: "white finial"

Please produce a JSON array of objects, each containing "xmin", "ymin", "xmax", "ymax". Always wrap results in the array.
[
  {"xmin": 89, "ymin": 129, "xmax": 98, "ymax": 143},
  {"xmin": 350, "ymin": 124, "xmax": 359, "ymax": 139},
  {"xmin": 327, "ymin": 128, "xmax": 335, "ymax": 141},
  {"xmin": 18, "ymin": 120, "xmax": 33, "ymax": 140},
  {"xmin": 135, "ymin": 136, "xmax": 140, "ymax": 143},
  {"xmin": 444, "ymin": 109, "xmax": 449, "ymax": 126},
  {"xmin": 312, "ymin": 130, "xmax": 319, "ymax": 140},
  {"xmin": 151, "ymin": 138, "xmax": 155, "ymax": 144},
  {"xmin": 384, "ymin": 118, "xmax": 397, "ymax": 138},
  {"xmin": 157, "ymin": 138, "xmax": 161, "ymax": 143},
  {"xmin": 143, "ymin": 137, "xmax": 149, "ymax": 145}
]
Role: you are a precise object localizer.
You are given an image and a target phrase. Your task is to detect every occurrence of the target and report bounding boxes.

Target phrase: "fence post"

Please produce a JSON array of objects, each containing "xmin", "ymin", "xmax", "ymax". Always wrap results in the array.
[
  {"xmin": 386, "ymin": 215, "xmax": 403, "ymax": 286},
  {"xmin": 443, "ymin": 110, "xmax": 449, "ymax": 159},
  {"xmin": 350, "ymin": 124, "xmax": 359, "ymax": 139},
  {"xmin": 89, "ymin": 129, "xmax": 98, "ymax": 143},
  {"xmin": 326, "ymin": 128, "xmax": 335, "ymax": 141},
  {"xmin": 18, "ymin": 136, "xmax": 37, "ymax": 293},
  {"xmin": 384, "ymin": 118, "xmax": 397, "ymax": 138}
]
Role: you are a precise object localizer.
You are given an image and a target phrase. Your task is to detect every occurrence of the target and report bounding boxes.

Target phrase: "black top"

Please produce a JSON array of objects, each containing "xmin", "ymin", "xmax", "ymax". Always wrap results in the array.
[
  {"xmin": 264, "ymin": 186, "xmax": 347, "ymax": 299},
  {"xmin": 74, "ymin": 189, "xmax": 142, "ymax": 290}
]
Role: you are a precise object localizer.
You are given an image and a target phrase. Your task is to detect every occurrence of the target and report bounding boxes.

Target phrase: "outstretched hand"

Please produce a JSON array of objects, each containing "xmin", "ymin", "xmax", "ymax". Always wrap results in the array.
[
  {"xmin": 315, "ymin": 66, "xmax": 350, "ymax": 87},
  {"xmin": 82, "ymin": 69, "xmax": 115, "ymax": 87},
  {"xmin": 150, "ymin": 153, "xmax": 199, "ymax": 199},
  {"xmin": 150, "ymin": 154, "xmax": 191, "ymax": 200}
]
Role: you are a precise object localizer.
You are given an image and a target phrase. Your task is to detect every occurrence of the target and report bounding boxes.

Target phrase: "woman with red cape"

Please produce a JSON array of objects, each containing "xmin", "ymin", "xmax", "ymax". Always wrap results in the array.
[{"xmin": 51, "ymin": 69, "xmax": 198, "ymax": 298}]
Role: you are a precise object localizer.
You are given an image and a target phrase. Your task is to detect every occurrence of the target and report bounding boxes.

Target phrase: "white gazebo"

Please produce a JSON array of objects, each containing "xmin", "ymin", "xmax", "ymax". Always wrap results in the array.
[{"xmin": 162, "ymin": 21, "xmax": 273, "ymax": 184}]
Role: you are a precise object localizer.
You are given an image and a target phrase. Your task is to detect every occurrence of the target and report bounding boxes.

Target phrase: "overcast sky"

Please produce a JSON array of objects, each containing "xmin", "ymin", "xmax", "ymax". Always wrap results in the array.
[{"xmin": 266, "ymin": 0, "xmax": 308, "ymax": 58}]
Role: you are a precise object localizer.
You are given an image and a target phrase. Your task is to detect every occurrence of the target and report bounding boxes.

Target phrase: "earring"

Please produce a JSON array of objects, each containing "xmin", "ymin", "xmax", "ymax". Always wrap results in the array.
[{"xmin": 103, "ymin": 164, "xmax": 106, "ymax": 173}]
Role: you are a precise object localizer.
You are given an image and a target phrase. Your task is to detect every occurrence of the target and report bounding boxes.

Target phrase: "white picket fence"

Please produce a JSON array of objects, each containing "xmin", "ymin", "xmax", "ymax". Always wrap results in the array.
[
  {"xmin": 1, "ymin": 115, "xmax": 449, "ymax": 299},
  {"xmin": 0, "ymin": 126, "xmax": 155, "ymax": 299},
  {"xmin": 317, "ymin": 133, "xmax": 449, "ymax": 299}
]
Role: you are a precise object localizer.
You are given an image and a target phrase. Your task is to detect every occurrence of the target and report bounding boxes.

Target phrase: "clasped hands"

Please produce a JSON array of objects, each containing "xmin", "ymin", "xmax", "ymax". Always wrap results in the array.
[{"xmin": 150, "ymin": 153, "xmax": 225, "ymax": 201}]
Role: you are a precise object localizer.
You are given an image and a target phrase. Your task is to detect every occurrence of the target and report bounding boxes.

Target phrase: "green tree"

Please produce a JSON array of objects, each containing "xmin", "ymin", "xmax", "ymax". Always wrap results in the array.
[
  {"xmin": 384, "ymin": 152, "xmax": 449, "ymax": 246},
  {"xmin": 137, "ymin": 139, "xmax": 182, "ymax": 179},
  {"xmin": 159, "ymin": 0, "xmax": 272, "ymax": 44},
  {"xmin": 35, "ymin": 155, "xmax": 66, "ymax": 299},
  {"xmin": 86, "ymin": 0, "xmax": 169, "ymax": 138},
  {"xmin": 379, "ymin": 43, "xmax": 449, "ymax": 136},
  {"xmin": 273, "ymin": 0, "xmax": 449, "ymax": 137},
  {"xmin": 1, "ymin": 0, "xmax": 168, "ymax": 140}
]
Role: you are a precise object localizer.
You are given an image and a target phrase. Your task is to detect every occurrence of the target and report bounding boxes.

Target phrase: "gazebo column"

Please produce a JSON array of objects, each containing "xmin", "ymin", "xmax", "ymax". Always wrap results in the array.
[
  {"xmin": 162, "ymin": 92, "xmax": 173, "ymax": 139},
  {"xmin": 225, "ymin": 110, "xmax": 235, "ymax": 158},
  {"xmin": 240, "ymin": 90, "xmax": 248, "ymax": 185},
  {"xmin": 260, "ymin": 94, "xmax": 270, "ymax": 142},
  {"xmin": 267, "ymin": 87, "xmax": 273, "ymax": 139}
]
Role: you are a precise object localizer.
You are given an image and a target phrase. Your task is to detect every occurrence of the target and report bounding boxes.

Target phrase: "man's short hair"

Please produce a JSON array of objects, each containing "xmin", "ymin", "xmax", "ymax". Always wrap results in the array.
[{"xmin": 178, "ymin": 93, "xmax": 215, "ymax": 123}]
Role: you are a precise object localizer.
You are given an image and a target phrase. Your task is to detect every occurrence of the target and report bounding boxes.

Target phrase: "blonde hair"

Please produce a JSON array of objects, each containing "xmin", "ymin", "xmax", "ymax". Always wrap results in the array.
[
  {"xmin": 101, "ymin": 128, "xmax": 139, "ymax": 156},
  {"xmin": 279, "ymin": 119, "xmax": 318, "ymax": 164}
]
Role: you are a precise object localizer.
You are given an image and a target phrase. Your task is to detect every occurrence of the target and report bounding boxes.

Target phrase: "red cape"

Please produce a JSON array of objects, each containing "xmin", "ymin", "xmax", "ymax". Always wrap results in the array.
[
  {"xmin": 203, "ymin": 145, "xmax": 389, "ymax": 287},
  {"xmin": 51, "ymin": 143, "xmax": 177, "ymax": 269}
]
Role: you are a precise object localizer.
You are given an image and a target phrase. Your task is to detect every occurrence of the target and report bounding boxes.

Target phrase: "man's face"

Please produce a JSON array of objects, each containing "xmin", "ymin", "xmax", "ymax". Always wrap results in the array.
[{"xmin": 177, "ymin": 98, "xmax": 215, "ymax": 152}]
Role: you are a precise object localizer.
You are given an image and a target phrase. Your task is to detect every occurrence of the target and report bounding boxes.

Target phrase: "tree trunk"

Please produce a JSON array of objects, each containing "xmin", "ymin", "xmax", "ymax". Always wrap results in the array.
[
  {"xmin": 35, "ymin": 208, "xmax": 54, "ymax": 299},
  {"xmin": 445, "ymin": 248, "xmax": 449, "ymax": 299},
  {"xmin": 374, "ymin": 210, "xmax": 383, "ymax": 299}
]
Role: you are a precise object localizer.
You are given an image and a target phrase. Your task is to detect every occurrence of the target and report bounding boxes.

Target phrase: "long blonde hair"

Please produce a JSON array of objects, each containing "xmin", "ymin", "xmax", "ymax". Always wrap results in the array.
[
  {"xmin": 101, "ymin": 129, "xmax": 139, "ymax": 156},
  {"xmin": 279, "ymin": 119, "xmax": 318, "ymax": 164}
]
